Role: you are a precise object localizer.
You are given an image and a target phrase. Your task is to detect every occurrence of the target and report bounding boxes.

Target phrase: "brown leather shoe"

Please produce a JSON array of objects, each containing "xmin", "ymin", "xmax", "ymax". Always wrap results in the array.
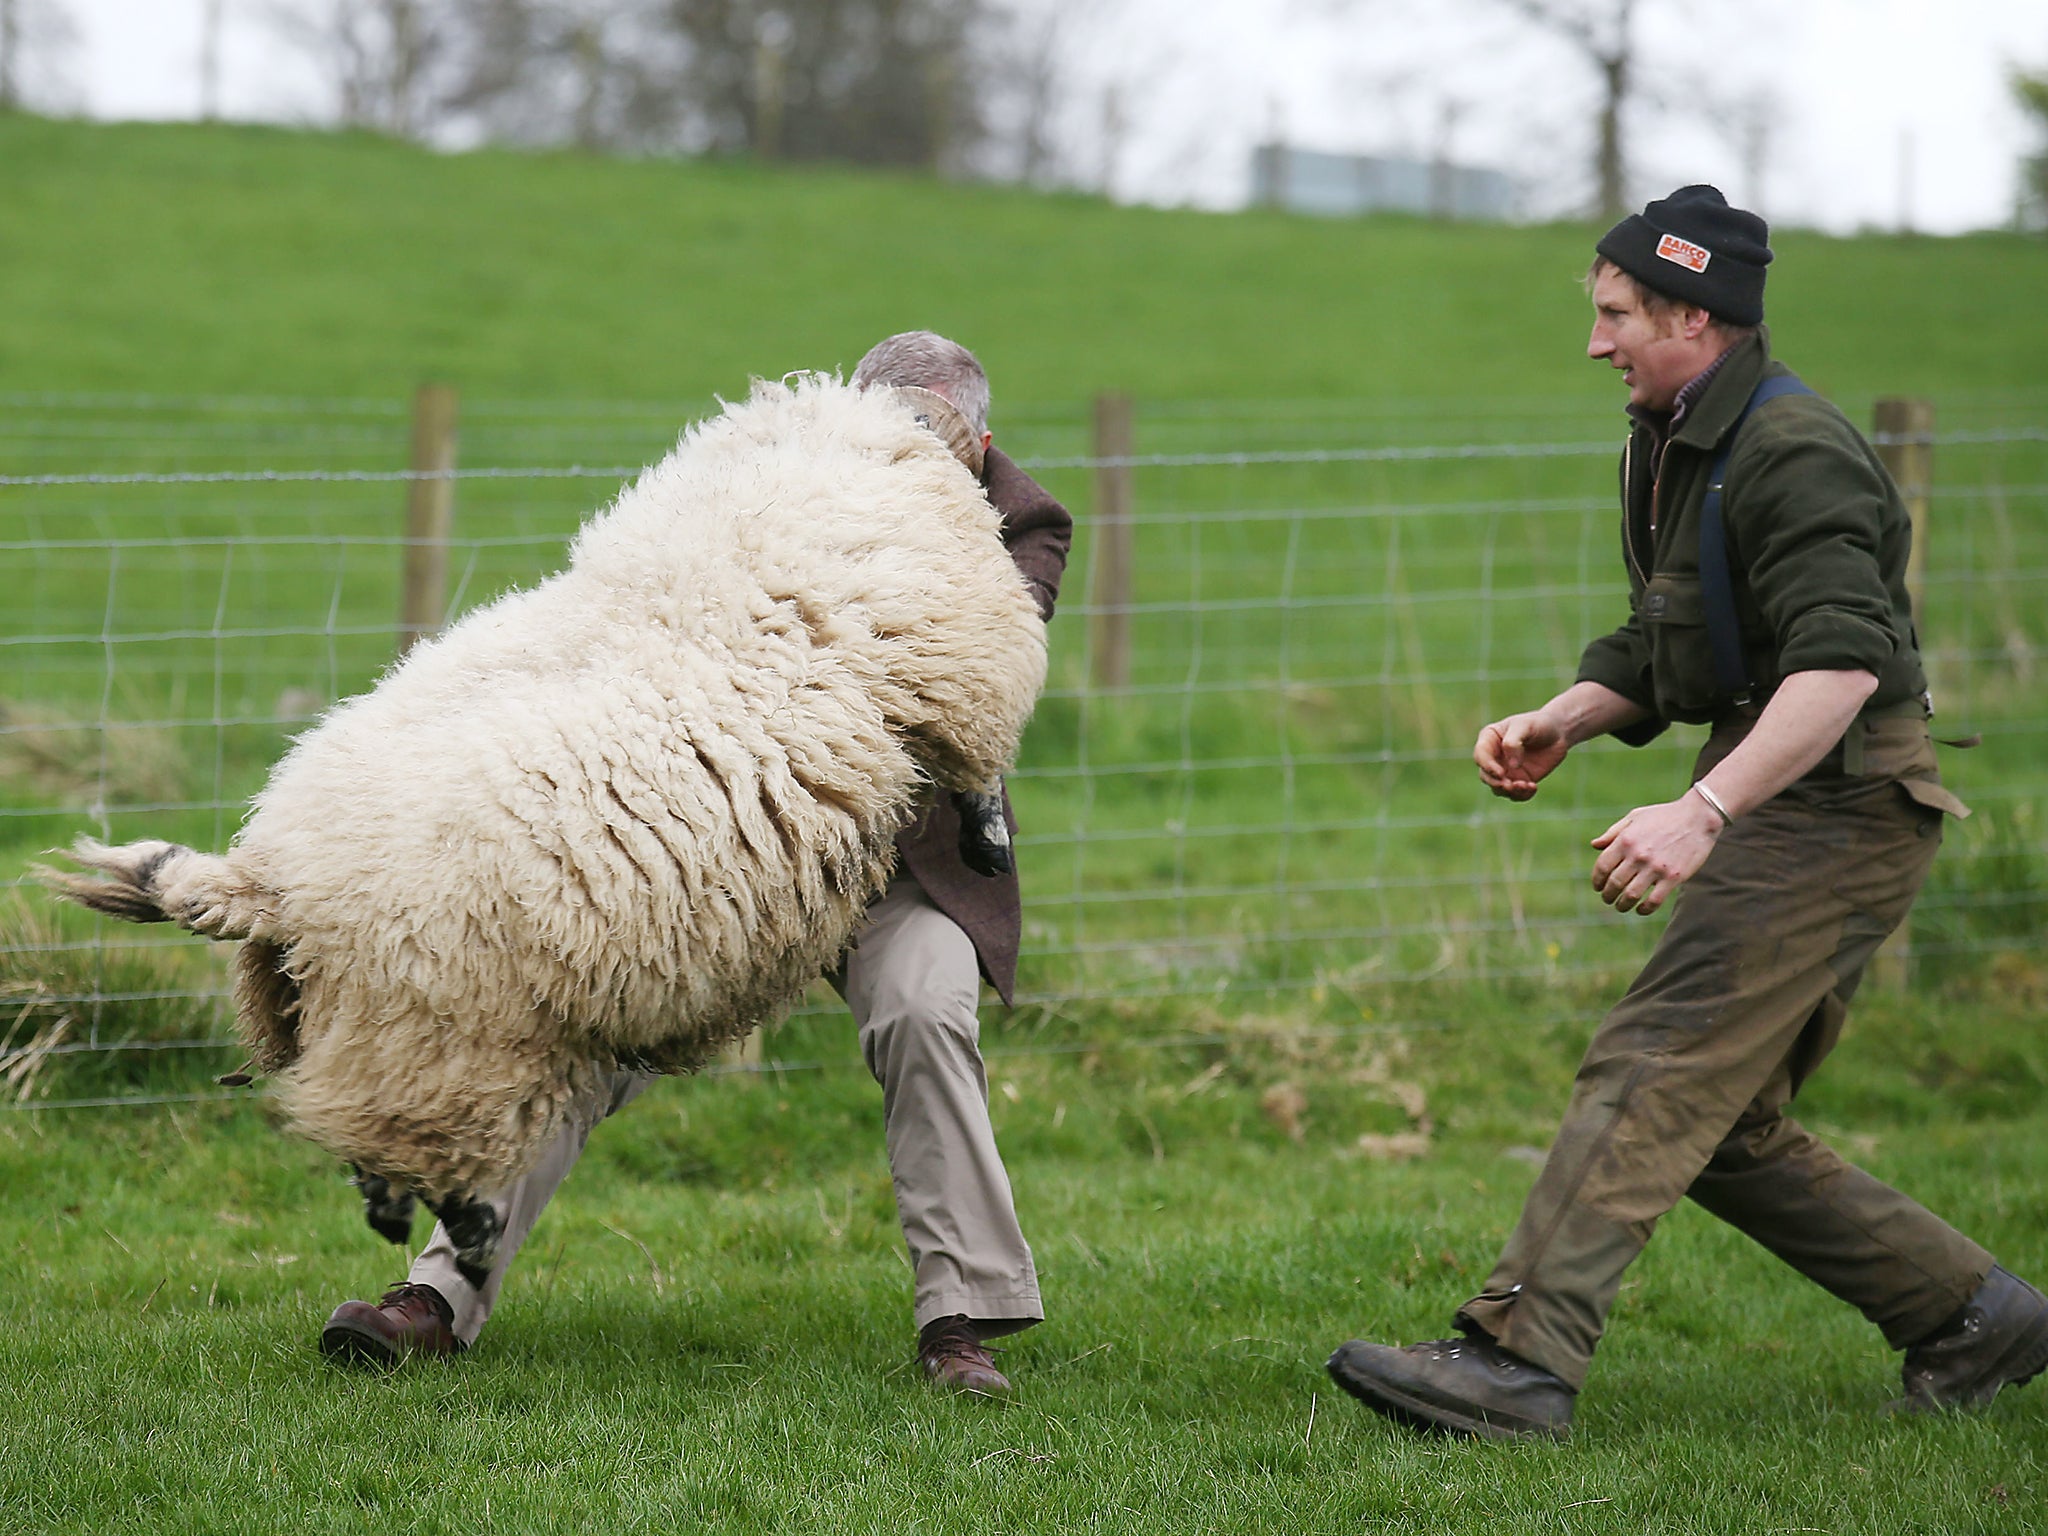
[
  {"xmin": 320, "ymin": 1283, "xmax": 464, "ymax": 1369},
  {"xmin": 1895, "ymin": 1266, "xmax": 2048, "ymax": 1413},
  {"xmin": 917, "ymin": 1315, "xmax": 1011, "ymax": 1396},
  {"xmin": 1327, "ymin": 1333, "xmax": 1574, "ymax": 1441}
]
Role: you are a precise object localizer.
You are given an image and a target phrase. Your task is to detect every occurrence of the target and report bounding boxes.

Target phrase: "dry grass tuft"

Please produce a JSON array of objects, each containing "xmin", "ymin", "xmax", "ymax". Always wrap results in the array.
[
  {"xmin": 0, "ymin": 893, "xmax": 231, "ymax": 1100},
  {"xmin": 0, "ymin": 699, "xmax": 190, "ymax": 807}
]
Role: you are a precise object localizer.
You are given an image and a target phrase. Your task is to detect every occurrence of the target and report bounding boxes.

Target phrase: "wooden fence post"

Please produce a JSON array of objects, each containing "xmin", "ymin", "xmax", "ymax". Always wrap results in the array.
[
  {"xmin": 1871, "ymin": 396, "xmax": 1935, "ymax": 989},
  {"xmin": 1089, "ymin": 391, "xmax": 1134, "ymax": 691},
  {"xmin": 1873, "ymin": 397, "xmax": 1934, "ymax": 620},
  {"xmin": 397, "ymin": 383, "xmax": 460, "ymax": 656}
]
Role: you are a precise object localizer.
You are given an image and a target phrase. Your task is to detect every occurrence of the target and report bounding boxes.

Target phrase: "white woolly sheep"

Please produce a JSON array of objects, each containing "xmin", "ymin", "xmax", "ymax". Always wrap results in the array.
[{"xmin": 44, "ymin": 375, "xmax": 1047, "ymax": 1282}]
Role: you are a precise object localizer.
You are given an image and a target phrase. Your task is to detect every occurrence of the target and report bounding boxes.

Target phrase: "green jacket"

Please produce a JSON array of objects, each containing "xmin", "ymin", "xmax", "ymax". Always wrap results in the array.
[{"xmin": 1576, "ymin": 328, "xmax": 1927, "ymax": 747}]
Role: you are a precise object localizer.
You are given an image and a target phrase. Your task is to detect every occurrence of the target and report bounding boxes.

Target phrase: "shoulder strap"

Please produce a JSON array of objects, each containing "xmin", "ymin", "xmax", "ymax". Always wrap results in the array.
[{"xmin": 1700, "ymin": 372, "xmax": 1815, "ymax": 704}]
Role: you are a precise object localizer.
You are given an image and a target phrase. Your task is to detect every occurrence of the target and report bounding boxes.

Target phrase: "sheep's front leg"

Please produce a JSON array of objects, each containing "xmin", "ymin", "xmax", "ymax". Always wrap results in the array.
[
  {"xmin": 951, "ymin": 788, "xmax": 1013, "ymax": 877},
  {"xmin": 424, "ymin": 1193, "xmax": 505, "ymax": 1290},
  {"xmin": 351, "ymin": 1165, "xmax": 417, "ymax": 1247}
]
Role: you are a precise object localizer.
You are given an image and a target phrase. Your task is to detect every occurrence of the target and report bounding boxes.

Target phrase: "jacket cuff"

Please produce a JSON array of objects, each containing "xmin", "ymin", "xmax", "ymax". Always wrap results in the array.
[
  {"xmin": 1776, "ymin": 609, "xmax": 1897, "ymax": 679},
  {"xmin": 1606, "ymin": 715, "xmax": 1669, "ymax": 748},
  {"xmin": 1574, "ymin": 639, "xmax": 1665, "ymax": 746}
]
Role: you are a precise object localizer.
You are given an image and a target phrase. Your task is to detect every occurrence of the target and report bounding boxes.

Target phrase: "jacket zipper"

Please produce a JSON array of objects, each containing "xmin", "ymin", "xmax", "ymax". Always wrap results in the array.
[{"xmin": 1622, "ymin": 431, "xmax": 1650, "ymax": 587}]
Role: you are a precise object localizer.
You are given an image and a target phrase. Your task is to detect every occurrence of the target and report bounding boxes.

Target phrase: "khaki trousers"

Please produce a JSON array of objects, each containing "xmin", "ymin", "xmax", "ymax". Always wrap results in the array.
[
  {"xmin": 412, "ymin": 875, "xmax": 1042, "ymax": 1346},
  {"xmin": 1456, "ymin": 737, "xmax": 1991, "ymax": 1390}
]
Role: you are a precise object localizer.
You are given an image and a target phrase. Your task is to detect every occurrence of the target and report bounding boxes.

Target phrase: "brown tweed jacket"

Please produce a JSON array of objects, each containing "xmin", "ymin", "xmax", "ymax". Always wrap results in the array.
[{"xmin": 891, "ymin": 445, "xmax": 1072, "ymax": 1004}]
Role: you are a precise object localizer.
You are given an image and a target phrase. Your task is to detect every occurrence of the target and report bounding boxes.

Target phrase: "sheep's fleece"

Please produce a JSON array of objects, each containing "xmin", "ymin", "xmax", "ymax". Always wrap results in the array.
[{"xmin": 47, "ymin": 375, "xmax": 1048, "ymax": 1209}]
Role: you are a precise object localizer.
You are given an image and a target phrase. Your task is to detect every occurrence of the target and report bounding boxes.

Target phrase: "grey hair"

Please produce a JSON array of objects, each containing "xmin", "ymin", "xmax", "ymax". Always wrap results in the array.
[{"xmin": 851, "ymin": 331, "xmax": 991, "ymax": 437}]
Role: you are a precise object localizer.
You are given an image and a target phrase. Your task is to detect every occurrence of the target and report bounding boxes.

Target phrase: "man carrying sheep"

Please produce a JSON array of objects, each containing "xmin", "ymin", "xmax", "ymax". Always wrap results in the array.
[{"xmin": 319, "ymin": 331, "xmax": 1071, "ymax": 1395}]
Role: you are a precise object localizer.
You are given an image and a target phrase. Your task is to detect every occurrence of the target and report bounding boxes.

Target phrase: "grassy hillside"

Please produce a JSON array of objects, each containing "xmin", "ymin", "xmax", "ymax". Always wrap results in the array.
[
  {"xmin": 2, "ymin": 113, "xmax": 2044, "ymax": 410},
  {"xmin": 3, "ymin": 114, "xmax": 2043, "ymax": 1004}
]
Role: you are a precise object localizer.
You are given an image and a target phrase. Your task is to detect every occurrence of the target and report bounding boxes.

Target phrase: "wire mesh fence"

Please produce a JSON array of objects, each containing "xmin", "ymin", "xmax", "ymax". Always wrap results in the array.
[{"xmin": 4, "ymin": 387, "xmax": 2044, "ymax": 1108}]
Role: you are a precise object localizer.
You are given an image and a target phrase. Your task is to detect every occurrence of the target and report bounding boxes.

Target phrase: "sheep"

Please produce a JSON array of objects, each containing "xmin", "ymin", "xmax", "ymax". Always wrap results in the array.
[{"xmin": 42, "ymin": 374, "xmax": 1048, "ymax": 1284}]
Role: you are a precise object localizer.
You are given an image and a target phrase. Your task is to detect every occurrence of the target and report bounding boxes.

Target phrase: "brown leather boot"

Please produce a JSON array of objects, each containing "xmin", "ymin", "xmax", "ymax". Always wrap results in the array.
[
  {"xmin": 320, "ymin": 1283, "xmax": 465, "ymax": 1368},
  {"xmin": 1326, "ymin": 1333, "xmax": 1574, "ymax": 1441},
  {"xmin": 917, "ymin": 1315, "xmax": 1011, "ymax": 1396},
  {"xmin": 1894, "ymin": 1266, "xmax": 2048, "ymax": 1413}
]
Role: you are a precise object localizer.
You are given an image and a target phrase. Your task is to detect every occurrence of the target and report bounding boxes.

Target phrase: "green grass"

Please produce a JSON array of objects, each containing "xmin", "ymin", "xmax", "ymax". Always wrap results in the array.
[{"xmin": 5, "ymin": 986, "xmax": 2047, "ymax": 1533}]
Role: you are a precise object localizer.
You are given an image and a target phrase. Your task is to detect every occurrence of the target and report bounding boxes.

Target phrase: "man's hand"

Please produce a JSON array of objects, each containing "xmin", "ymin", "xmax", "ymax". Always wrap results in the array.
[
  {"xmin": 1582, "ymin": 668, "xmax": 1877, "ymax": 913},
  {"xmin": 1474, "ymin": 710, "xmax": 1572, "ymax": 800},
  {"xmin": 1588, "ymin": 791, "xmax": 1725, "ymax": 915}
]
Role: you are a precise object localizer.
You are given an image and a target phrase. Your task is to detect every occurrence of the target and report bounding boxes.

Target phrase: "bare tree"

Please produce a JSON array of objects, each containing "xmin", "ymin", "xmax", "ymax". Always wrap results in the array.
[
  {"xmin": 654, "ymin": 0, "xmax": 991, "ymax": 171},
  {"xmin": 430, "ymin": 0, "xmax": 684, "ymax": 151},
  {"xmin": 1304, "ymin": 0, "xmax": 1638, "ymax": 217},
  {"xmin": 998, "ymin": 2, "xmax": 1063, "ymax": 183},
  {"xmin": 1492, "ymin": 0, "xmax": 1637, "ymax": 220},
  {"xmin": 2015, "ymin": 63, "xmax": 2048, "ymax": 231},
  {"xmin": 201, "ymin": 0, "xmax": 225, "ymax": 120},
  {"xmin": 383, "ymin": 0, "xmax": 1000, "ymax": 168},
  {"xmin": 0, "ymin": 0, "xmax": 78, "ymax": 113},
  {"xmin": 1313, "ymin": 0, "xmax": 1765, "ymax": 220},
  {"xmin": 264, "ymin": 0, "xmax": 1078, "ymax": 181},
  {"xmin": 1696, "ymin": 81, "xmax": 1783, "ymax": 220},
  {"xmin": 967, "ymin": 0, "xmax": 1170, "ymax": 194},
  {"xmin": 267, "ymin": 0, "xmax": 455, "ymax": 137},
  {"xmin": 0, "ymin": 0, "xmax": 18, "ymax": 108}
]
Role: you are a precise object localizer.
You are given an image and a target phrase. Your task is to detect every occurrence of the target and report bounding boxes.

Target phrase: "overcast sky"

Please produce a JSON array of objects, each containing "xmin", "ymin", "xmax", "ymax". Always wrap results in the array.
[{"xmin": 25, "ymin": 0, "xmax": 2048, "ymax": 234}]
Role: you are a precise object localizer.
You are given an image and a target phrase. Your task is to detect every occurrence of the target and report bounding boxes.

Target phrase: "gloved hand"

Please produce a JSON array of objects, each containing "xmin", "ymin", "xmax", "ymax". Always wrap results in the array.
[{"xmin": 953, "ymin": 788, "xmax": 1014, "ymax": 878}]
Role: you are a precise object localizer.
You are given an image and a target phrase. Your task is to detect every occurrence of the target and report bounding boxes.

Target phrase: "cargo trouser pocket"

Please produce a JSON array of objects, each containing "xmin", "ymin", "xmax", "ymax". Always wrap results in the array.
[
  {"xmin": 1848, "ymin": 716, "xmax": 1970, "ymax": 821},
  {"xmin": 1898, "ymin": 776, "xmax": 1970, "ymax": 820}
]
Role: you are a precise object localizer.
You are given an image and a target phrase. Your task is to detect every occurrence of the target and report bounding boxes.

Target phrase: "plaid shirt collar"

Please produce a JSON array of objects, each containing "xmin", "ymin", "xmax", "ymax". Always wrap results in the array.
[{"xmin": 1628, "ymin": 343, "xmax": 1739, "ymax": 449}]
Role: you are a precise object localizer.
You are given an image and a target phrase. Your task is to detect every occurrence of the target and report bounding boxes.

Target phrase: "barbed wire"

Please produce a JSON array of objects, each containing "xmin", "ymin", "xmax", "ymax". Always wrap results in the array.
[
  {"xmin": 11, "ymin": 383, "xmax": 2046, "ymax": 419},
  {"xmin": 11, "ymin": 915, "xmax": 2043, "ymax": 1113},
  {"xmin": 6, "ymin": 425, "xmax": 2045, "ymax": 489},
  {"xmin": 3, "ymin": 733, "xmax": 2039, "ymax": 828},
  {"xmin": 0, "ymin": 1009, "xmax": 1494, "ymax": 1112},
  {"xmin": 0, "ymin": 464, "xmax": 639, "ymax": 488}
]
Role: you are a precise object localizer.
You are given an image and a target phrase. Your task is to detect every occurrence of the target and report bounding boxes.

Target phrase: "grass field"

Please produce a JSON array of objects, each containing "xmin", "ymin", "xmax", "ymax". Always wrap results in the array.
[
  {"xmin": 3, "ymin": 114, "xmax": 2047, "ymax": 1530},
  {"xmin": 6, "ymin": 984, "xmax": 2047, "ymax": 1533}
]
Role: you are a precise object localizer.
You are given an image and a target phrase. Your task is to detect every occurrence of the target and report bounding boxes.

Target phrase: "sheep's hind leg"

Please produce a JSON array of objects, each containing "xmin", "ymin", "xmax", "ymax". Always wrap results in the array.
[
  {"xmin": 351, "ymin": 1165, "xmax": 417, "ymax": 1246},
  {"xmin": 424, "ymin": 1193, "xmax": 504, "ymax": 1290}
]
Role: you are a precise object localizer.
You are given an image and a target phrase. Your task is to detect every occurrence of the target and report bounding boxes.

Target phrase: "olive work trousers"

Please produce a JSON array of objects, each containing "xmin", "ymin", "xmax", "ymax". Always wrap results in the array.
[{"xmin": 1455, "ymin": 726, "xmax": 1992, "ymax": 1391}]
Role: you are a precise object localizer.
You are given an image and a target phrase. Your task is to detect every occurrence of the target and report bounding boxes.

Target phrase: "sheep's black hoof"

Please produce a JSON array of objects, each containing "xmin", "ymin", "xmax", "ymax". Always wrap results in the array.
[
  {"xmin": 427, "ymin": 1194, "xmax": 503, "ymax": 1290},
  {"xmin": 352, "ymin": 1166, "xmax": 418, "ymax": 1247},
  {"xmin": 953, "ymin": 788, "xmax": 1013, "ymax": 878}
]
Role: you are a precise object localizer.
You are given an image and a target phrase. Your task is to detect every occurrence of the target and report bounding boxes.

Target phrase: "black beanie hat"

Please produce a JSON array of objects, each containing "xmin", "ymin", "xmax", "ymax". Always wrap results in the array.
[{"xmin": 1595, "ymin": 184, "xmax": 1773, "ymax": 326}]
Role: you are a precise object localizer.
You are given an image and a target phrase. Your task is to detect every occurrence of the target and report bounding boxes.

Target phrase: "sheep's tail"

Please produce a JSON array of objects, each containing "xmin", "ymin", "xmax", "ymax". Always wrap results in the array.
[{"xmin": 36, "ymin": 838, "xmax": 274, "ymax": 942}]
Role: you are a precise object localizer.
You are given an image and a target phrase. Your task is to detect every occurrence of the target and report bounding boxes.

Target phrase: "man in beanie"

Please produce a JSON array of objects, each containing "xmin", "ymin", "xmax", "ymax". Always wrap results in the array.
[{"xmin": 1325, "ymin": 185, "xmax": 2048, "ymax": 1440}]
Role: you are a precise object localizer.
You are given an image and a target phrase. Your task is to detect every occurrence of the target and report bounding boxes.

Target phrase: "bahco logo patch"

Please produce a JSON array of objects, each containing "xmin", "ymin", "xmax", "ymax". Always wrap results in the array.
[{"xmin": 1656, "ymin": 233, "xmax": 1711, "ymax": 273}]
